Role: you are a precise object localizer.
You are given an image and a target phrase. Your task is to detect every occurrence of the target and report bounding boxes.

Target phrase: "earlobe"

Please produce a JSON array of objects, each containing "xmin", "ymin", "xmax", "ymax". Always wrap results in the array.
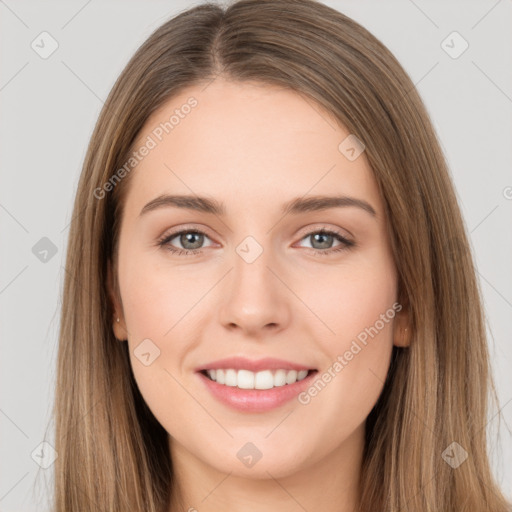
[
  {"xmin": 112, "ymin": 316, "xmax": 127, "ymax": 342},
  {"xmin": 393, "ymin": 310, "xmax": 411, "ymax": 347},
  {"xmin": 107, "ymin": 260, "xmax": 127, "ymax": 341}
]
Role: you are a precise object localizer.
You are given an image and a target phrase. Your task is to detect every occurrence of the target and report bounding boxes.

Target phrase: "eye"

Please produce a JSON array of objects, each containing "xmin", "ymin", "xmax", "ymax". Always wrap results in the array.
[
  {"xmin": 296, "ymin": 228, "xmax": 355, "ymax": 256},
  {"xmin": 157, "ymin": 228, "xmax": 214, "ymax": 256},
  {"xmin": 157, "ymin": 227, "xmax": 355, "ymax": 257}
]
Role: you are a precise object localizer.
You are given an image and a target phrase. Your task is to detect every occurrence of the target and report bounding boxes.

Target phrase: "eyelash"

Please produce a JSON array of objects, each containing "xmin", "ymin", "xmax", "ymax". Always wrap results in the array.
[{"xmin": 157, "ymin": 227, "xmax": 355, "ymax": 257}]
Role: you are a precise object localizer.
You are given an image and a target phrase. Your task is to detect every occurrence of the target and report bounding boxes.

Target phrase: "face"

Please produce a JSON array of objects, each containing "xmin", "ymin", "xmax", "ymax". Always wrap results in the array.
[{"xmin": 110, "ymin": 78, "xmax": 408, "ymax": 480}]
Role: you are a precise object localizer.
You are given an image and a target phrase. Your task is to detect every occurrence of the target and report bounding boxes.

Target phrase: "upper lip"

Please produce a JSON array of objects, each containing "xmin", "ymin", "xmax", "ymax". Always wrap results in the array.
[{"xmin": 196, "ymin": 357, "xmax": 315, "ymax": 373}]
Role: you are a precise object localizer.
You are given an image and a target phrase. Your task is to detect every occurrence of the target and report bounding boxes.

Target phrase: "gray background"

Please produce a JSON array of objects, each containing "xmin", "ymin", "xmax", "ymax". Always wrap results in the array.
[{"xmin": 1, "ymin": 0, "xmax": 511, "ymax": 510}]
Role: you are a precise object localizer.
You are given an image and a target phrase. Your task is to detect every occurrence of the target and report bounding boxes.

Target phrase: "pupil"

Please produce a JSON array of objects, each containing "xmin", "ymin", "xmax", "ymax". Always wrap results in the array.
[
  {"xmin": 313, "ymin": 233, "xmax": 332, "ymax": 249},
  {"xmin": 181, "ymin": 232, "xmax": 203, "ymax": 250}
]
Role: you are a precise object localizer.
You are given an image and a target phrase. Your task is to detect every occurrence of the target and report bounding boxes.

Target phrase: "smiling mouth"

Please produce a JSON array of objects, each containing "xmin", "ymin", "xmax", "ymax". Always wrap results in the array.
[{"xmin": 199, "ymin": 368, "xmax": 318, "ymax": 390}]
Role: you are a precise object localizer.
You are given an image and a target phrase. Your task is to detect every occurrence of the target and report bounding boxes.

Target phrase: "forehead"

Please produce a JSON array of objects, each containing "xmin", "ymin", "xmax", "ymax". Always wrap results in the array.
[{"xmin": 126, "ymin": 78, "xmax": 381, "ymax": 218}]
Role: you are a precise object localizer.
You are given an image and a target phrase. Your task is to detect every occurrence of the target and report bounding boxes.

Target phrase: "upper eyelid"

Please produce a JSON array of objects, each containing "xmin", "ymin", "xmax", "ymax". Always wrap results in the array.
[{"xmin": 159, "ymin": 225, "xmax": 217, "ymax": 243}]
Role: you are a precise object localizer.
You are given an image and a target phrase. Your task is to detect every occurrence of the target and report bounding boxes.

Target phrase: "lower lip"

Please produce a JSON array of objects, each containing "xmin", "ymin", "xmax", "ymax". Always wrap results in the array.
[{"xmin": 197, "ymin": 370, "xmax": 318, "ymax": 413}]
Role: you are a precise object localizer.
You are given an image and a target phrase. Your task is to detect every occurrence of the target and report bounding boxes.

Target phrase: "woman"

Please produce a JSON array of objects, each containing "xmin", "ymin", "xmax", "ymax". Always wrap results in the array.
[{"xmin": 52, "ymin": 0, "xmax": 511, "ymax": 510}]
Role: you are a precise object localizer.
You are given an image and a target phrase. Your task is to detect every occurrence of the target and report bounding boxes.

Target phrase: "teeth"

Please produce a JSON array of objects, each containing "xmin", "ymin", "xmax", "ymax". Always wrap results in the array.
[
  {"xmin": 225, "ymin": 369, "xmax": 237, "ymax": 386},
  {"xmin": 286, "ymin": 370, "xmax": 298, "ymax": 384},
  {"xmin": 204, "ymin": 368, "xmax": 310, "ymax": 389}
]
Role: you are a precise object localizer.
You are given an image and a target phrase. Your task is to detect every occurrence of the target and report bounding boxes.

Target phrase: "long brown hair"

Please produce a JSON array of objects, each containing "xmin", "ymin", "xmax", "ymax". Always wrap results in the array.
[{"xmin": 51, "ymin": 0, "xmax": 511, "ymax": 510}]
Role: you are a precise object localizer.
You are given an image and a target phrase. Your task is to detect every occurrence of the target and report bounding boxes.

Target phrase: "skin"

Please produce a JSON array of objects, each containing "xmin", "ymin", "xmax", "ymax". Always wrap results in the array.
[{"xmin": 109, "ymin": 78, "xmax": 410, "ymax": 512}]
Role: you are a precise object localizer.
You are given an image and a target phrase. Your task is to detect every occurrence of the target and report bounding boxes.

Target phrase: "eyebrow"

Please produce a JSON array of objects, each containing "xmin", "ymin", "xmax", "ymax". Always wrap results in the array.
[{"xmin": 139, "ymin": 194, "xmax": 377, "ymax": 218}]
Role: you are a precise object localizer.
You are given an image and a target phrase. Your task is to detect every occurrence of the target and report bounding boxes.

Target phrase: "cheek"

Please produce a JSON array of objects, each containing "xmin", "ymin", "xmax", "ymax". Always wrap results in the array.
[
  {"xmin": 296, "ymin": 250, "xmax": 397, "ymax": 428},
  {"xmin": 119, "ymin": 248, "xmax": 202, "ymax": 342},
  {"xmin": 334, "ymin": 259, "xmax": 397, "ymax": 377},
  {"xmin": 302, "ymin": 246, "xmax": 397, "ymax": 351},
  {"xmin": 333, "ymin": 269, "xmax": 397, "ymax": 354},
  {"xmin": 117, "ymin": 249, "xmax": 202, "ymax": 416},
  {"xmin": 118, "ymin": 278, "xmax": 201, "ymax": 446}
]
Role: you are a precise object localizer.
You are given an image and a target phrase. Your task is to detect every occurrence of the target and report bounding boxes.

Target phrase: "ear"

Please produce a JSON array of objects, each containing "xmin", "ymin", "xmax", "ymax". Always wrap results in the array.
[
  {"xmin": 107, "ymin": 259, "xmax": 127, "ymax": 341},
  {"xmin": 392, "ymin": 306, "xmax": 411, "ymax": 347}
]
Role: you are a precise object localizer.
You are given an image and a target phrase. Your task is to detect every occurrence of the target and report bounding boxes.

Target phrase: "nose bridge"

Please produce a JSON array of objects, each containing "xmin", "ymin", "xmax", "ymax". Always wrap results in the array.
[
  {"xmin": 233, "ymin": 234, "xmax": 271, "ymax": 291},
  {"xmin": 218, "ymin": 231, "xmax": 290, "ymax": 334},
  {"xmin": 231, "ymin": 232, "xmax": 277, "ymax": 305}
]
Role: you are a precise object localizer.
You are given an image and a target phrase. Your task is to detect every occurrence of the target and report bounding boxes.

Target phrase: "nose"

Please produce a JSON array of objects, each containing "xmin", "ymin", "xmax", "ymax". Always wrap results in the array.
[{"xmin": 218, "ymin": 243, "xmax": 291, "ymax": 338}]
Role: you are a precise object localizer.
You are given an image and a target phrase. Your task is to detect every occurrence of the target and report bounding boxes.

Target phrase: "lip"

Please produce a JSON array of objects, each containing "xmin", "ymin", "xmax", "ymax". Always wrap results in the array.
[
  {"xmin": 196, "ymin": 367, "xmax": 318, "ymax": 413},
  {"xmin": 196, "ymin": 356, "xmax": 314, "ymax": 373}
]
